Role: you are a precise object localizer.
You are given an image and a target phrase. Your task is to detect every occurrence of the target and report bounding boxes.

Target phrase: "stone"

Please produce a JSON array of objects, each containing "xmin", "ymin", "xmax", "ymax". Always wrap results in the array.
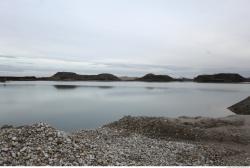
[
  {"xmin": 1, "ymin": 125, "xmax": 13, "ymax": 129},
  {"xmin": 20, "ymin": 147, "xmax": 27, "ymax": 152}
]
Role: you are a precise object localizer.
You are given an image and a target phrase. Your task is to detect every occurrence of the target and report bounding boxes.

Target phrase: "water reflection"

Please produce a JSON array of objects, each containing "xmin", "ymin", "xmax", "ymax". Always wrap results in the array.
[
  {"xmin": 145, "ymin": 86, "xmax": 169, "ymax": 90},
  {"xmin": 53, "ymin": 85, "xmax": 114, "ymax": 90},
  {"xmin": 145, "ymin": 87, "xmax": 155, "ymax": 90},
  {"xmin": 97, "ymin": 86, "xmax": 113, "ymax": 89},
  {"xmin": 0, "ymin": 81, "xmax": 249, "ymax": 131},
  {"xmin": 54, "ymin": 85, "xmax": 78, "ymax": 90}
]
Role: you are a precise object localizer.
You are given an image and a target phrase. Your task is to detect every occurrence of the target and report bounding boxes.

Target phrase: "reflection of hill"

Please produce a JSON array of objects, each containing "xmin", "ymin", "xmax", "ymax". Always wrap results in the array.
[
  {"xmin": 97, "ymin": 86, "xmax": 114, "ymax": 89},
  {"xmin": 54, "ymin": 85, "xmax": 114, "ymax": 90},
  {"xmin": 53, "ymin": 85, "xmax": 78, "ymax": 90}
]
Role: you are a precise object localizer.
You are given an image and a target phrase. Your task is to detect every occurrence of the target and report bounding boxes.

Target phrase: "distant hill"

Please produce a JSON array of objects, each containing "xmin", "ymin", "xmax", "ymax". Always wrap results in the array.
[
  {"xmin": 137, "ymin": 73, "xmax": 174, "ymax": 82},
  {"xmin": 194, "ymin": 73, "xmax": 246, "ymax": 83},
  {"xmin": 0, "ymin": 72, "xmax": 248, "ymax": 83},
  {"xmin": 0, "ymin": 72, "xmax": 121, "ymax": 81},
  {"xmin": 50, "ymin": 72, "xmax": 121, "ymax": 81}
]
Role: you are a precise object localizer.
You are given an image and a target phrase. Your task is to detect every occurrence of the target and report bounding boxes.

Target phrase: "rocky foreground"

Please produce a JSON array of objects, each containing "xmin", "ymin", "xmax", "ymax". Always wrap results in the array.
[{"xmin": 1, "ymin": 115, "xmax": 250, "ymax": 166}]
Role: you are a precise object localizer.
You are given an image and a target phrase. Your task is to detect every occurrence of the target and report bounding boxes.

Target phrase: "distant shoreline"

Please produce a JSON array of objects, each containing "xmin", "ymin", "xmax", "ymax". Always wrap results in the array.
[{"xmin": 0, "ymin": 71, "xmax": 249, "ymax": 83}]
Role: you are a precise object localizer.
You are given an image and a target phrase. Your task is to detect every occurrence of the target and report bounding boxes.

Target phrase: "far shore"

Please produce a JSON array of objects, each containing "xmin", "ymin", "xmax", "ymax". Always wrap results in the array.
[{"xmin": 0, "ymin": 72, "xmax": 249, "ymax": 83}]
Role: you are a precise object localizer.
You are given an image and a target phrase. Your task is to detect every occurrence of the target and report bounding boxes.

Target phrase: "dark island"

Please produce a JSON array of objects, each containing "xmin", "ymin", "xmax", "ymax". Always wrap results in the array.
[
  {"xmin": 136, "ymin": 73, "xmax": 175, "ymax": 82},
  {"xmin": 194, "ymin": 73, "xmax": 246, "ymax": 83},
  {"xmin": 49, "ymin": 72, "xmax": 121, "ymax": 81},
  {"xmin": 0, "ymin": 72, "xmax": 121, "ymax": 82},
  {"xmin": 0, "ymin": 76, "xmax": 37, "ymax": 81}
]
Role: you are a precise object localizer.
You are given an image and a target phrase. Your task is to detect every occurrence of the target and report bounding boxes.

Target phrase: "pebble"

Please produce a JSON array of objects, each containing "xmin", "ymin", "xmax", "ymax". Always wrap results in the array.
[
  {"xmin": 12, "ymin": 137, "xmax": 17, "ymax": 141},
  {"xmin": 20, "ymin": 147, "xmax": 27, "ymax": 152},
  {"xmin": 2, "ymin": 148, "xmax": 9, "ymax": 152},
  {"xmin": 0, "ymin": 122, "xmax": 248, "ymax": 166}
]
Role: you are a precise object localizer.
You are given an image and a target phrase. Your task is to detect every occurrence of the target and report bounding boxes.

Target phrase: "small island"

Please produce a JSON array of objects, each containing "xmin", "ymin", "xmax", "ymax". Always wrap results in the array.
[
  {"xmin": 194, "ymin": 73, "xmax": 246, "ymax": 83},
  {"xmin": 0, "ymin": 72, "xmax": 121, "ymax": 82},
  {"xmin": 136, "ymin": 73, "xmax": 175, "ymax": 82},
  {"xmin": 49, "ymin": 72, "xmax": 121, "ymax": 81}
]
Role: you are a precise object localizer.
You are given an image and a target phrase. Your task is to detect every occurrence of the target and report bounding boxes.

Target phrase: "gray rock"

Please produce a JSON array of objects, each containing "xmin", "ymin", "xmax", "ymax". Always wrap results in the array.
[{"xmin": 1, "ymin": 125, "xmax": 13, "ymax": 129}]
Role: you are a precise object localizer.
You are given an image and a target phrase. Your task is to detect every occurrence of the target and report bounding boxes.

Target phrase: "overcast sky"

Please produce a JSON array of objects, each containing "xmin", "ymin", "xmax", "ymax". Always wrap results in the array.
[{"xmin": 0, "ymin": 0, "xmax": 250, "ymax": 77}]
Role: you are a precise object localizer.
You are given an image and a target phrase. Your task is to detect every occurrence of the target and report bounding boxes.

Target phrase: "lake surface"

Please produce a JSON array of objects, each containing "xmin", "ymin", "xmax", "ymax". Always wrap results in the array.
[{"xmin": 0, "ymin": 81, "xmax": 249, "ymax": 131}]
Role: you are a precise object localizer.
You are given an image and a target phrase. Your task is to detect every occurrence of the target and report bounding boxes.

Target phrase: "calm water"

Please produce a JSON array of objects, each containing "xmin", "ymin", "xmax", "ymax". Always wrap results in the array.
[{"xmin": 0, "ymin": 81, "xmax": 249, "ymax": 131}]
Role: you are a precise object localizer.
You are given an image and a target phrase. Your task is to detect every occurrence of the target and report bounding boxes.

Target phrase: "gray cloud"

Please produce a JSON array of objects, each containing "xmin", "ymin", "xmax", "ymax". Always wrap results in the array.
[{"xmin": 0, "ymin": 0, "xmax": 250, "ymax": 77}]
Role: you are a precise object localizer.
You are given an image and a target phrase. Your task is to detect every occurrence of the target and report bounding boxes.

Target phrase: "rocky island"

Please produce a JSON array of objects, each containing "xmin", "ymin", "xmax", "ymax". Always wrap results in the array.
[
  {"xmin": 137, "ymin": 73, "xmax": 175, "ymax": 82},
  {"xmin": 0, "ymin": 76, "xmax": 37, "ymax": 81},
  {"xmin": 0, "ymin": 72, "xmax": 121, "ymax": 82},
  {"xmin": 194, "ymin": 73, "xmax": 246, "ymax": 83},
  {"xmin": 49, "ymin": 72, "xmax": 121, "ymax": 81}
]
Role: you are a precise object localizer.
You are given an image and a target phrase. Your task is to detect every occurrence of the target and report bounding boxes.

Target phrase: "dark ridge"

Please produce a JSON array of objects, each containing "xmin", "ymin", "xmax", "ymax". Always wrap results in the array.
[
  {"xmin": 137, "ymin": 73, "xmax": 174, "ymax": 82},
  {"xmin": 228, "ymin": 97, "xmax": 250, "ymax": 115},
  {"xmin": 95, "ymin": 73, "xmax": 121, "ymax": 81},
  {"xmin": 175, "ymin": 77, "xmax": 193, "ymax": 82},
  {"xmin": 50, "ymin": 72, "xmax": 121, "ymax": 81},
  {"xmin": 51, "ymin": 72, "xmax": 83, "ymax": 80},
  {"xmin": 194, "ymin": 73, "xmax": 246, "ymax": 83},
  {"xmin": 0, "ymin": 76, "xmax": 37, "ymax": 81}
]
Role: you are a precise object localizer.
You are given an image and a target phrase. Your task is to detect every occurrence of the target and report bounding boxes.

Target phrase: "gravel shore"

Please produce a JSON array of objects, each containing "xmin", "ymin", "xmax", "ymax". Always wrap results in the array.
[{"xmin": 1, "ymin": 115, "xmax": 250, "ymax": 166}]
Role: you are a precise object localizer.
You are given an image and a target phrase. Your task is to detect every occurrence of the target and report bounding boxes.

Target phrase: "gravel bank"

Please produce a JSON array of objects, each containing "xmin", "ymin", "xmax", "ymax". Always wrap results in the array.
[{"xmin": 1, "ymin": 115, "xmax": 250, "ymax": 166}]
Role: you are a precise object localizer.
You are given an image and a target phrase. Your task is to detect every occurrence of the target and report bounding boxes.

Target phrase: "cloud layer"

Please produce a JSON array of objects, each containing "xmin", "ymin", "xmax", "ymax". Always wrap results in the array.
[{"xmin": 0, "ymin": 0, "xmax": 250, "ymax": 77}]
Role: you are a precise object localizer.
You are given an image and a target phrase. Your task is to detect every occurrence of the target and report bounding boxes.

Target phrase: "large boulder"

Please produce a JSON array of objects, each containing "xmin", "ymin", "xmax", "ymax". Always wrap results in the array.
[
  {"xmin": 194, "ymin": 73, "xmax": 246, "ymax": 83},
  {"xmin": 137, "ymin": 73, "xmax": 174, "ymax": 82},
  {"xmin": 228, "ymin": 97, "xmax": 250, "ymax": 115}
]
